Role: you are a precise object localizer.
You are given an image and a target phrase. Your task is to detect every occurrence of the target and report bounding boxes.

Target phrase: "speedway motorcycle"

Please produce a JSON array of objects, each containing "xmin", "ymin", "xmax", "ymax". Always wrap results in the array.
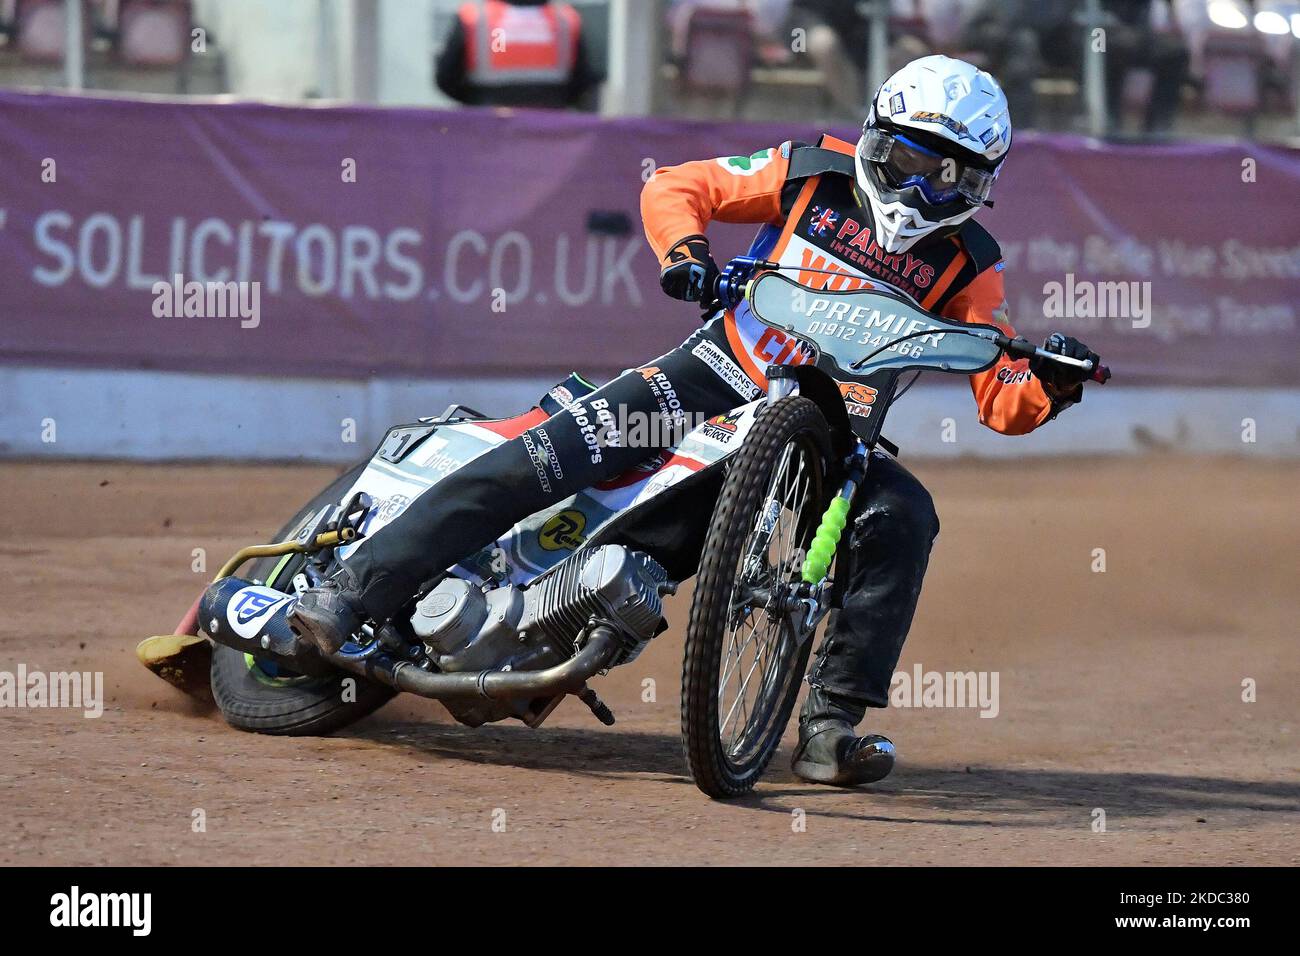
[{"xmin": 140, "ymin": 259, "xmax": 1109, "ymax": 798}]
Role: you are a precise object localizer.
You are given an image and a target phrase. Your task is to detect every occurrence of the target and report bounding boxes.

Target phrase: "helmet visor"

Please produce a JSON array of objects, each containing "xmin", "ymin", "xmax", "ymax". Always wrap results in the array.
[{"xmin": 859, "ymin": 128, "xmax": 994, "ymax": 207}]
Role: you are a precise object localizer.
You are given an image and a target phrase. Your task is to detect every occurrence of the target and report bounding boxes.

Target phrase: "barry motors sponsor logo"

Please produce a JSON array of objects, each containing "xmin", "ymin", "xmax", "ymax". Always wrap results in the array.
[{"xmin": 568, "ymin": 397, "xmax": 615, "ymax": 465}]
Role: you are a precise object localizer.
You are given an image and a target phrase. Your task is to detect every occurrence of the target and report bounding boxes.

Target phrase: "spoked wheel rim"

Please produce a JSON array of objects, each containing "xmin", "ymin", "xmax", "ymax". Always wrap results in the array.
[
  {"xmin": 716, "ymin": 432, "xmax": 822, "ymax": 769},
  {"xmin": 682, "ymin": 395, "xmax": 832, "ymax": 797}
]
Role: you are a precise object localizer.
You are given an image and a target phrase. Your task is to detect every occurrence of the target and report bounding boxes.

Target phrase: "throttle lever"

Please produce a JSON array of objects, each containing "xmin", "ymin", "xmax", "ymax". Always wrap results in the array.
[{"xmin": 995, "ymin": 334, "xmax": 1111, "ymax": 385}]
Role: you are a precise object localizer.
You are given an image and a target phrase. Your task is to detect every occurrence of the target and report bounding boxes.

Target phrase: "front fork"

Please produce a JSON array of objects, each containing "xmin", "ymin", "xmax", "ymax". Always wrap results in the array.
[
  {"xmin": 765, "ymin": 363, "xmax": 871, "ymax": 586},
  {"xmin": 737, "ymin": 366, "xmax": 807, "ymax": 585},
  {"xmin": 757, "ymin": 365, "xmax": 870, "ymax": 635},
  {"xmin": 802, "ymin": 443, "xmax": 868, "ymax": 584}
]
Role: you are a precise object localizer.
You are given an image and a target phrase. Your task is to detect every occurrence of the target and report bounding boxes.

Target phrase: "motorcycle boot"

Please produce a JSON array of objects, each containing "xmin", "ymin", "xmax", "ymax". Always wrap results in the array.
[
  {"xmin": 791, "ymin": 684, "xmax": 896, "ymax": 786},
  {"xmin": 288, "ymin": 568, "xmax": 366, "ymax": 656}
]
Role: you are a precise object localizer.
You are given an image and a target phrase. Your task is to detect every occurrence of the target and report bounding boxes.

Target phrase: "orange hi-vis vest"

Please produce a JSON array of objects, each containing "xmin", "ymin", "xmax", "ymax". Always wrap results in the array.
[{"xmin": 459, "ymin": 0, "xmax": 580, "ymax": 87}]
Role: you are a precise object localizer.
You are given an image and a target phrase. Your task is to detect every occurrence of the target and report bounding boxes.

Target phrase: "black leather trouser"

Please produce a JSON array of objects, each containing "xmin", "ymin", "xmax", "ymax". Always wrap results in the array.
[
  {"xmin": 340, "ymin": 319, "xmax": 750, "ymax": 622},
  {"xmin": 808, "ymin": 452, "xmax": 940, "ymax": 707}
]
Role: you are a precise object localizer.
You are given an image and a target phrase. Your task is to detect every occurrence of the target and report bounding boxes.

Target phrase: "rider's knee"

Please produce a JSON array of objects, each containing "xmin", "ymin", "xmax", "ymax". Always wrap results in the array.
[{"xmin": 854, "ymin": 474, "xmax": 939, "ymax": 554}]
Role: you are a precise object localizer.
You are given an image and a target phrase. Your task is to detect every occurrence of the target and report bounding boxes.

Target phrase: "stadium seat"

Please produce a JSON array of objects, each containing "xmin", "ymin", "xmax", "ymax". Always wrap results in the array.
[
  {"xmin": 1201, "ymin": 30, "xmax": 1264, "ymax": 116},
  {"xmin": 12, "ymin": 0, "xmax": 79, "ymax": 63},
  {"xmin": 678, "ymin": 7, "xmax": 754, "ymax": 97},
  {"xmin": 115, "ymin": 0, "xmax": 189, "ymax": 67}
]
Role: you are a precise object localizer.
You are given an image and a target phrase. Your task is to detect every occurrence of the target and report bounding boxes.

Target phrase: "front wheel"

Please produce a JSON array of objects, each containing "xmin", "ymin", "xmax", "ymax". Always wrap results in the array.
[{"xmin": 682, "ymin": 397, "xmax": 832, "ymax": 797}]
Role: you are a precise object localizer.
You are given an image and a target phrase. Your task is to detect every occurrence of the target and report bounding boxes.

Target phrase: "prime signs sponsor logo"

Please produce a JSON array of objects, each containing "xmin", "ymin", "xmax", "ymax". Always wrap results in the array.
[{"xmin": 690, "ymin": 340, "xmax": 762, "ymax": 400}]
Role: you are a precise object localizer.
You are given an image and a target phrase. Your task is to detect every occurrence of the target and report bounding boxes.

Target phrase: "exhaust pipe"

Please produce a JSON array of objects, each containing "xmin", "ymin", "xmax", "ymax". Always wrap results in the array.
[
  {"xmin": 200, "ymin": 576, "xmax": 622, "ymax": 701},
  {"xmin": 331, "ymin": 627, "xmax": 622, "ymax": 701}
]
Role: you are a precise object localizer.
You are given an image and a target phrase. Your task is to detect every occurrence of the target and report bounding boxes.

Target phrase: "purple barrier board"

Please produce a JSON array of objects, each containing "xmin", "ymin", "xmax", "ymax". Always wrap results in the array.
[{"xmin": 1, "ymin": 90, "xmax": 1297, "ymax": 386}]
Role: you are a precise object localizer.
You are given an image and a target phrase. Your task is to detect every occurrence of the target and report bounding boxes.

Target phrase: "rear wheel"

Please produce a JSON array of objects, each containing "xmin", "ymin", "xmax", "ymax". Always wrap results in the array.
[
  {"xmin": 210, "ymin": 463, "xmax": 396, "ymax": 736},
  {"xmin": 682, "ymin": 397, "xmax": 832, "ymax": 798}
]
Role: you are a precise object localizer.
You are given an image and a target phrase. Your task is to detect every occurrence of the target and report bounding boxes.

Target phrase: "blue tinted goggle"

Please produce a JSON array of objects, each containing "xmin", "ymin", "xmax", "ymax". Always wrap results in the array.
[{"xmin": 859, "ymin": 128, "xmax": 994, "ymax": 206}]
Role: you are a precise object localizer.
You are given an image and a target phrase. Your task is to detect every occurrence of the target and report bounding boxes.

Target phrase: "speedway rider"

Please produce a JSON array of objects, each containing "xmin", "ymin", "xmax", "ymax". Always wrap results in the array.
[{"xmin": 291, "ymin": 56, "xmax": 1101, "ymax": 787}]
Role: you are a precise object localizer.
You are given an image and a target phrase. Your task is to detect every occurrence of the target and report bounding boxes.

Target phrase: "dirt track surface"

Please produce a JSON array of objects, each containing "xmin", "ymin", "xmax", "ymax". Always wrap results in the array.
[{"xmin": 1, "ymin": 458, "xmax": 1296, "ymax": 866}]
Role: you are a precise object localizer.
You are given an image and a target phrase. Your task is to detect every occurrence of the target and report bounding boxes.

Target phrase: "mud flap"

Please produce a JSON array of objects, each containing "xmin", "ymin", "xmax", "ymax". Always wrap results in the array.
[
  {"xmin": 137, "ymin": 591, "xmax": 213, "ymax": 702},
  {"xmin": 135, "ymin": 633, "xmax": 214, "ymax": 704}
]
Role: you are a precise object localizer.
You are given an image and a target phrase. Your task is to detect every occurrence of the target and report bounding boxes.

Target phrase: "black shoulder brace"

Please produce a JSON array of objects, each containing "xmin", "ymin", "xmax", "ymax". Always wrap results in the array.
[
  {"xmin": 785, "ymin": 145, "xmax": 856, "ymax": 183},
  {"xmin": 956, "ymin": 219, "xmax": 1003, "ymax": 274}
]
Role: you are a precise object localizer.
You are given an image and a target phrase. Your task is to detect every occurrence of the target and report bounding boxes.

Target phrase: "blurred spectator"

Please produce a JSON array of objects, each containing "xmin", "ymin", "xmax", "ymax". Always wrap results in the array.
[
  {"xmin": 1101, "ymin": 0, "xmax": 1190, "ymax": 133},
  {"xmin": 787, "ymin": 0, "xmax": 929, "ymax": 117},
  {"xmin": 963, "ymin": 1, "xmax": 1190, "ymax": 134},
  {"xmin": 435, "ymin": 0, "xmax": 600, "ymax": 109},
  {"xmin": 916, "ymin": 0, "xmax": 980, "ymax": 49},
  {"xmin": 961, "ymin": 0, "xmax": 1072, "ymax": 129}
]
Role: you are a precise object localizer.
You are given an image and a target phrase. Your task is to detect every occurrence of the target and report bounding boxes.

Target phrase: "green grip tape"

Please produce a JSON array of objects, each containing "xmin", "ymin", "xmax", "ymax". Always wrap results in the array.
[{"xmin": 802, "ymin": 495, "xmax": 851, "ymax": 583}]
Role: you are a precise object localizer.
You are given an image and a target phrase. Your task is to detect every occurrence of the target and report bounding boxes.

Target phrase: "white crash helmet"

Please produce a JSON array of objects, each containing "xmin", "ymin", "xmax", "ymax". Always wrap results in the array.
[{"xmin": 855, "ymin": 55, "xmax": 1012, "ymax": 254}]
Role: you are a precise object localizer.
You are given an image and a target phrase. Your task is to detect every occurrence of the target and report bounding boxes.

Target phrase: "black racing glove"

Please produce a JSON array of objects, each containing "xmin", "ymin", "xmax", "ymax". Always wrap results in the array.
[
  {"xmin": 1030, "ymin": 332, "xmax": 1099, "ymax": 403},
  {"xmin": 659, "ymin": 235, "xmax": 719, "ymax": 306}
]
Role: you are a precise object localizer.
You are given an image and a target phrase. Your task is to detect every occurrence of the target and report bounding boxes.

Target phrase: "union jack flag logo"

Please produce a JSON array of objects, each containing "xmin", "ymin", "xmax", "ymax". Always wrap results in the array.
[{"xmin": 808, "ymin": 206, "xmax": 838, "ymax": 237}]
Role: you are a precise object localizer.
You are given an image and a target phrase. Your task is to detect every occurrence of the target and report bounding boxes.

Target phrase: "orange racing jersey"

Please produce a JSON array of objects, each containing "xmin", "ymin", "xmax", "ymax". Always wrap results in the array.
[{"xmin": 640, "ymin": 135, "xmax": 1056, "ymax": 436}]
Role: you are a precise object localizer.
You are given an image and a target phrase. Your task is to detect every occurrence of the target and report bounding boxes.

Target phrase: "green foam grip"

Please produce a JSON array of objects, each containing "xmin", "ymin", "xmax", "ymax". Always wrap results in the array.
[{"xmin": 801, "ymin": 495, "xmax": 851, "ymax": 583}]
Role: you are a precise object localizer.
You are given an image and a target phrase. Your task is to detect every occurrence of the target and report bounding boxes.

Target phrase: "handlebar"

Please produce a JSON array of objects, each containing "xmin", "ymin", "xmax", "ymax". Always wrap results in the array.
[
  {"xmin": 712, "ymin": 256, "xmax": 774, "ymax": 312},
  {"xmin": 714, "ymin": 257, "xmax": 1111, "ymax": 385},
  {"xmin": 995, "ymin": 334, "xmax": 1112, "ymax": 384}
]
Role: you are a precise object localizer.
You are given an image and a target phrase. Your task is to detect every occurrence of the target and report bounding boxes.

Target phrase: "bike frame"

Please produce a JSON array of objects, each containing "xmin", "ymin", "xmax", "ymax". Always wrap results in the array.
[{"xmin": 187, "ymin": 268, "xmax": 1106, "ymax": 704}]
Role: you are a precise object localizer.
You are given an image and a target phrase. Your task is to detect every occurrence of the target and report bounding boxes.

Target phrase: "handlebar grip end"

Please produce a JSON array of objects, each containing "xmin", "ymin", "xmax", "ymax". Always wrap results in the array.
[{"xmin": 1091, "ymin": 365, "xmax": 1112, "ymax": 384}]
